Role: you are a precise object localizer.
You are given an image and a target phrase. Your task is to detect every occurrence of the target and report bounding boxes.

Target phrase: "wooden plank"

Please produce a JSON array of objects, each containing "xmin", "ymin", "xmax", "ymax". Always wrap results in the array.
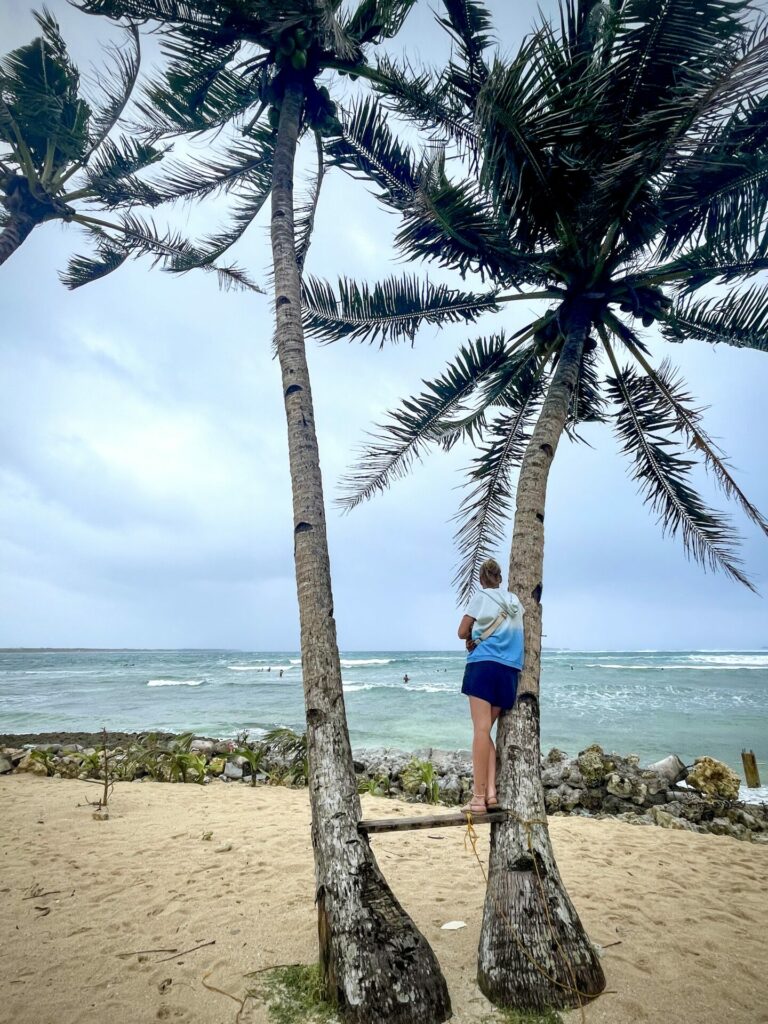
[{"xmin": 358, "ymin": 809, "xmax": 506, "ymax": 835}]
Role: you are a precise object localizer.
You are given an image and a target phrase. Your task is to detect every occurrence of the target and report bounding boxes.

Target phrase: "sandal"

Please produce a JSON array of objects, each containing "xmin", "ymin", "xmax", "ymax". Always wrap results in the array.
[
  {"xmin": 486, "ymin": 792, "xmax": 500, "ymax": 810},
  {"xmin": 461, "ymin": 792, "xmax": 487, "ymax": 815}
]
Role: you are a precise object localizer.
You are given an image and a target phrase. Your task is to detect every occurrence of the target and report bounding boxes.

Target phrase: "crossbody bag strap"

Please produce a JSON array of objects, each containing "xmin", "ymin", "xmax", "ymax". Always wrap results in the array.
[{"xmin": 478, "ymin": 608, "xmax": 507, "ymax": 642}]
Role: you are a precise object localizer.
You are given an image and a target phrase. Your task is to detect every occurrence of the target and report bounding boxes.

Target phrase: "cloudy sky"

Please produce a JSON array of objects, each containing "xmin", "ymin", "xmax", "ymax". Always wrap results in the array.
[{"xmin": 1, "ymin": 0, "xmax": 766, "ymax": 652}]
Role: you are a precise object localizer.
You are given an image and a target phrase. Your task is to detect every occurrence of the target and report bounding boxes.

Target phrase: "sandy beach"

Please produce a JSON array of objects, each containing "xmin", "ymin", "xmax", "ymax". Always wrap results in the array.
[{"xmin": 1, "ymin": 774, "xmax": 767, "ymax": 1024}]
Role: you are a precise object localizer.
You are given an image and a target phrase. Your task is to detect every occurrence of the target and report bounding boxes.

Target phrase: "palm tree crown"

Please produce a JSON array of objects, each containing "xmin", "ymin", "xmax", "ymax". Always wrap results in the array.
[
  {"xmin": 0, "ymin": 8, "xmax": 252, "ymax": 284},
  {"xmin": 68, "ymin": 0, "xmax": 420, "ymax": 281},
  {"xmin": 0, "ymin": 12, "xmax": 158, "ymax": 266},
  {"xmin": 302, "ymin": 0, "xmax": 768, "ymax": 598}
]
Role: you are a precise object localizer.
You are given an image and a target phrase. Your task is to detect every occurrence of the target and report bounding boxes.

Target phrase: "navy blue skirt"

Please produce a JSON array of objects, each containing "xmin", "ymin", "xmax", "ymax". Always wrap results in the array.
[{"xmin": 461, "ymin": 660, "xmax": 519, "ymax": 709}]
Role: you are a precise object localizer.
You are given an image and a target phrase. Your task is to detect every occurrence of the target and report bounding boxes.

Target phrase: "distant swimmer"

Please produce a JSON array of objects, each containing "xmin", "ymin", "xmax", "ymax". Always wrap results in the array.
[
  {"xmin": 403, "ymin": 673, "xmax": 410, "ymax": 684},
  {"xmin": 279, "ymin": 669, "xmax": 283, "ymax": 678}
]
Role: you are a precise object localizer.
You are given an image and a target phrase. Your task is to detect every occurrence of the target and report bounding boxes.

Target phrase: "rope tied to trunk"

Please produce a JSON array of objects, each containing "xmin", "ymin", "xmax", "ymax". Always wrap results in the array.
[{"xmin": 463, "ymin": 810, "xmax": 588, "ymax": 1023}]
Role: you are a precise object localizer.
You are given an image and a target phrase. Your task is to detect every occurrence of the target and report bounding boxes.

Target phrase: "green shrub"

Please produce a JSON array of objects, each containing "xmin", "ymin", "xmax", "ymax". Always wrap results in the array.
[
  {"xmin": 357, "ymin": 774, "xmax": 391, "ymax": 797},
  {"xmin": 401, "ymin": 758, "xmax": 440, "ymax": 804},
  {"xmin": 236, "ymin": 744, "xmax": 268, "ymax": 786},
  {"xmin": 29, "ymin": 749, "xmax": 57, "ymax": 777},
  {"xmin": 263, "ymin": 727, "xmax": 309, "ymax": 787}
]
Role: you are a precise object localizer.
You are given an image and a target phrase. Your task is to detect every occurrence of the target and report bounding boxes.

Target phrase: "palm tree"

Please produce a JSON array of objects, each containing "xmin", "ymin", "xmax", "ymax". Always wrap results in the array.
[
  {"xmin": 301, "ymin": 0, "xmax": 768, "ymax": 1010},
  {"xmin": 0, "ymin": 9, "xmax": 252, "ymax": 285},
  {"xmin": 68, "ymin": 1, "xmax": 451, "ymax": 1020}
]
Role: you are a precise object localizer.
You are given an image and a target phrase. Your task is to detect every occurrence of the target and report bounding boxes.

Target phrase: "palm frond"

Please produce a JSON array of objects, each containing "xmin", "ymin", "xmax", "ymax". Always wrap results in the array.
[
  {"xmin": 372, "ymin": 55, "xmax": 478, "ymax": 154},
  {"xmin": 660, "ymin": 284, "xmax": 768, "ymax": 352},
  {"xmin": 568, "ymin": 345, "xmax": 606, "ymax": 433},
  {"xmin": 141, "ymin": 127, "xmax": 275, "ymax": 205},
  {"xmin": 397, "ymin": 151, "xmax": 549, "ymax": 285},
  {"xmin": 623, "ymin": 351, "xmax": 768, "ymax": 536},
  {"xmin": 602, "ymin": 0, "xmax": 748, "ymax": 150},
  {"xmin": 325, "ymin": 95, "xmax": 419, "ymax": 206},
  {"xmin": 0, "ymin": 14, "xmax": 91, "ymax": 173},
  {"xmin": 82, "ymin": 22, "xmax": 141, "ymax": 156},
  {"xmin": 136, "ymin": 37, "xmax": 259, "ymax": 139},
  {"xmin": 60, "ymin": 226, "xmax": 129, "ymax": 286},
  {"xmin": 436, "ymin": 331, "xmax": 544, "ymax": 448},
  {"xmin": 338, "ymin": 333, "xmax": 511, "ymax": 510},
  {"xmin": 192, "ymin": 172, "xmax": 272, "ymax": 262},
  {"xmin": 603, "ymin": 335, "xmax": 753, "ymax": 590},
  {"xmin": 302, "ymin": 273, "xmax": 500, "ymax": 345},
  {"xmin": 438, "ymin": 0, "xmax": 493, "ymax": 103},
  {"xmin": 657, "ymin": 58, "xmax": 768, "ymax": 257},
  {"xmin": 295, "ymin": 131, "xmax": 323, "ymax": 272},
  {"xmin": 636, "ymin": 245, "xmax": 768, "ymax": 293},
  {"xmin": 452, "ymin": 357, "xmax": 547, "ymax": 603},
  {"xmin": 66, "ymin": 212, "xmax": 261, "ymax": 291},
  {"xmin": 344, "ymin": 0, "xmax": 417, "ymax": 43},
  {"xmin": 590, "ymin": 2, "xmax": 761, "ymax": 232},
  {"xmin": 314, "ymin": 0, "xmax": 361, "ymax": 60},
  {"xmin": 77, "ymin": 136, "xmax": 164, "ymax": 206}
]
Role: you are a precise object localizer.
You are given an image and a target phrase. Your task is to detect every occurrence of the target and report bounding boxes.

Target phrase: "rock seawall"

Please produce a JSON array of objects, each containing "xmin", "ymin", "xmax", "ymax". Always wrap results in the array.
[{"xmin": 1, "ymin": 734, "xmax": 765, "ymax": 842}]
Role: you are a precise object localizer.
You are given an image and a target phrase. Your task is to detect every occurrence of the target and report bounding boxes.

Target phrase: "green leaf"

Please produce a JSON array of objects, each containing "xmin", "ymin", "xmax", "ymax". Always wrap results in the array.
[
  {"xmin": 629, "ymin": 356, "xmax": 768, "ymax": 537},
  {"xmin": 344, "ymin": 0, "xmax": 417, "ymax": 43},
  {"xmin": 301, "ymin": 273, "xmax": 500, "ymax": 345},
  {"xmin": 396, "ymin": 152, "xmax": 548, "ymax": 285},
  {"xmin": 660, "ymin": 284, "xmax": 768, "ymax": 352},
  {"xmin": 79, "ymin": 136, "xmax": 165, "ymax": 206},
  {"xmin": 0, "ymin": 13, "xmax": 91, "ymax": 173},
  {"xmin": 606, "ymin": 354, "xmax": 753, "ymax": 590},
  {"xmin": 451, "ymin": 353, "xmax": 547, "ymax": 605},
  {"xmin": 338, "ymin": 333, "xmax": 512, "ymax": 510},
  {"xmin": 326, "ymin": 95, "xmax": 419, "ymax": 206},
  {"xmin": 437, "ymin": 0, "xmax": 493, "ymax": 101},
  {"xmin": 60, "ymin": 227, "xmax": 129, "ymax": 287}
]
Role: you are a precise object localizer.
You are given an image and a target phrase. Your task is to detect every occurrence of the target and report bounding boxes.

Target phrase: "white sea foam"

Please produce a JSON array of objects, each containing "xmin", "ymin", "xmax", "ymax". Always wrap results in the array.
[
  {"xmin": 739, "ymin": 784, "xmax": 768, "ymax": 805},
  {"xmin": 340, "ymin": 658, "xmax": 393, "ymax": 667},
  {"xmin": 228, "ymin": 665, "xmax": 290, "ymax": 673},
  {"xmin": 343, "ymin": 681, "xmax": 452, "ymax": 694},
  {"xmin": 589, "ymin": 662, "xmax": 764, "ymax": 671},
  {"xmin": 147, "ymin": 679, "xmax": 203, "ymax": 687},
  {"xmin": 687, "ymin": 654, "xmax": 768, "ymax": 668}
]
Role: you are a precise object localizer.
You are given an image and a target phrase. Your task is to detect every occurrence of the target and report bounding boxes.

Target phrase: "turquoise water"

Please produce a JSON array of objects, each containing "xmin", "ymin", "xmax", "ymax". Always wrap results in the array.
[{"xmin": 1, "ymin": 649, "xmax": 767, "ymax": 775}]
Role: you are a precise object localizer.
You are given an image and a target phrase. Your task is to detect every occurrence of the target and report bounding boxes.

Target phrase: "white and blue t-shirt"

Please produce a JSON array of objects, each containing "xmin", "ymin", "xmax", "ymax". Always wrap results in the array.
[{"xmin": 465, "ymin": 588, "xmax": 524, "ymax": 669}]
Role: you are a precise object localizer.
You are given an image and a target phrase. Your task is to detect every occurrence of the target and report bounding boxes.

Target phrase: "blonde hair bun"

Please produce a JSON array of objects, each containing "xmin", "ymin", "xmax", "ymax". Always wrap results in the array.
[{"xmin": 479, "ymin": 558, "xmax": 502, "ymax": 587}]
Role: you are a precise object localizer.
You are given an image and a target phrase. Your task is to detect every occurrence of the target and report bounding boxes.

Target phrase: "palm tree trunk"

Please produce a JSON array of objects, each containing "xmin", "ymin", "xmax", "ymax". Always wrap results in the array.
[
  {"xmin": 270, "ymin": 79, "xmax": 451, "ymax": 1024},
  {"xmin": 477, "ymin": 299, "xmax": 606, "ymax": 1011},
  {"xmin": 0, "ymin": 215, "xmax": 35, "ymax": 265}
]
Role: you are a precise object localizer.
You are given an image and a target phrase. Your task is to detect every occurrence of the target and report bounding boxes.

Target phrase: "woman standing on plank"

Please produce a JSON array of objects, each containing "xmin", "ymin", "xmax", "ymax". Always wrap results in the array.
[{"xmin": 457, "ymin": 558, "xmax": 524, "ymax": 814}]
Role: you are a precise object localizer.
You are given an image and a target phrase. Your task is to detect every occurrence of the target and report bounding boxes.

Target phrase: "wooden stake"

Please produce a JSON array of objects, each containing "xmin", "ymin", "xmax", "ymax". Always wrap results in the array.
[{"xmin": 741, "ymin": 749, "xmax": 761, "ymax": 789}]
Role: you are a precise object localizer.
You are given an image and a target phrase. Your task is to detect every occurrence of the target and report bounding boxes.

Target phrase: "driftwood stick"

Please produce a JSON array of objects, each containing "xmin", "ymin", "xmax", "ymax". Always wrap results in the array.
[
  {"xmin": 22, "ymin": 890, "xmax": 61, "ymax": 900},
  {"xmin": 116, "ymin": 948, "xmax": 178, "ymax": 959},
  {"xmin": 155, "ymin": 940, "xmax": 215, "ymax": 962},
  {"xmin": 244, "ymin": 961, "xmax": 302, "ymax": 978},
  {"xmin": 201, "ymin": 970, "xmax": 244, "ymax": 1008}
]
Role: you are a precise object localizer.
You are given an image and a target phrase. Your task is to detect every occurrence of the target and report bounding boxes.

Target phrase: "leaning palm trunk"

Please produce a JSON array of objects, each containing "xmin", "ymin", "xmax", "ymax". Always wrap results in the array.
[
  {"xmin": 270, "ymin": 80, "xmax": 451, "ymax": 1024},
  {"xmin": 478, "ymin": 301, "xmax": 606, "ymax": 1010},
  {"xmin": 0, "ymin": 215, "xmax": 36, "ymax": 266}
]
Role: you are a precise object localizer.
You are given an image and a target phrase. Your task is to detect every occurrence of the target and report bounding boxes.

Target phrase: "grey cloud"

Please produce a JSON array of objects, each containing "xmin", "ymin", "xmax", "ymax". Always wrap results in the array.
[{"xmin": 0, "ymin": 0, "xmax": 766, "ymax": 650}]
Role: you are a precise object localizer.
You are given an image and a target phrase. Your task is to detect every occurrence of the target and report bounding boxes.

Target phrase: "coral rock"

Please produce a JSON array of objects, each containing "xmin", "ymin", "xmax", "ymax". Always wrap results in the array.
[
  {"xmin": 577, "ymin": 744, "xmax": 607, "ymax": 786},
  {"xmin": 686, "ymin": 757, "xmax": 740, "ymax": 801}
]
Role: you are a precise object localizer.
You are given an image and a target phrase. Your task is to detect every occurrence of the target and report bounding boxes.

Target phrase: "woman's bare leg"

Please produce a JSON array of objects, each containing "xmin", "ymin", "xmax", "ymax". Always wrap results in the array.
[
  {"xmin": 468, "ymin": 697, "xmax": 493, "ymax": 806},
  {"xmin": 486, "ymin": 706, "xmax": 501, "ymax": 802}
]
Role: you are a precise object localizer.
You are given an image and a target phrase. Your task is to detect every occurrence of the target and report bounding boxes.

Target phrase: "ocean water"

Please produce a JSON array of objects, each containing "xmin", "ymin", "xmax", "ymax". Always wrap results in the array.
[{"xmin": 1, "ymin": 649, "xmax": 767, "ymax": 778}]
